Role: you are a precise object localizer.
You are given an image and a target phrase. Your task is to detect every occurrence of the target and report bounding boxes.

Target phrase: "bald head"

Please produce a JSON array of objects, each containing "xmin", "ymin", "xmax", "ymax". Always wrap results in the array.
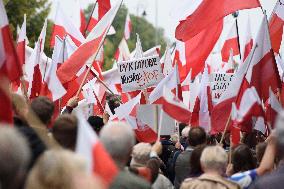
[{"xmin": 99, "ymin": 121, "xmax": 135, "ymax": 168}]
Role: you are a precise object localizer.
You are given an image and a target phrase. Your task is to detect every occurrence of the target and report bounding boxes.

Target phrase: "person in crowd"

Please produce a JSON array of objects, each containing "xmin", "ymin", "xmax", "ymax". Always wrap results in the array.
[
  {"xmin": 249, "ymin": 112, "xmax": 284, "ymax": 189},
  {"xmin": 12, "ymin": 94, "xmax": 46, "ymax": 169},
  {"xmin": 174, "ymin": 127, "xmax": 207, "ymax": 189},
  {"xmin": 62, "ymin": 96, "xmax": 79, "ymax": 114},
  {"xmin": 180, "ymin": 146, "xmax": 240, "ymax": 189},
  {"xmin": 226, "ymin": 131, "xmax": 276, "ymax": 189},
  {"xmin": 30, "ymin": 96, "xmax": 55, "ymax": 128},
  {"xmin": 187, "ymin": 145, "xmax": 206, "ymax": 178},
  {"xmin": 99, "ymin": 121, "xmax": 151, "ymax": 189},
  {"xmin": 130, "ymin": 142, "xmax": 174, "ymax": 189},
  {"xmin": 52, "ymin": 114, "xmax": 78, "ymax": 151},
  {"xmin": 0, "ymin": 126, "xmax": 31, "ymax": 189},
  {"xmin": 25, "ymin": 149, "xmax": 104, "ymax": 189},
  {"xmin": 88, "ymin": 115, "xmax": 104, "ymax": 135}
]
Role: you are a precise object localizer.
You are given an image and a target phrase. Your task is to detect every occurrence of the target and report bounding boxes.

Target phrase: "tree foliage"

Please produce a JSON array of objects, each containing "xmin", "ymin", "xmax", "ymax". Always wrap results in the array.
[{"xmin": 4, "ymin": 0, "xmax": 53, "ymax": 56}]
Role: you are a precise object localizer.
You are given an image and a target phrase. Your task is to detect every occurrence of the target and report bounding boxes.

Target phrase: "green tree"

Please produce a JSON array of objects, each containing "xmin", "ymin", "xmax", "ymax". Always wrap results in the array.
[
  {"xmin": 4, "ymin": 0, "xmax": 53, "ymax": 56},
  {"xmin": 85, "ymin": 4, "xmax": 167, "ymax": 71}
]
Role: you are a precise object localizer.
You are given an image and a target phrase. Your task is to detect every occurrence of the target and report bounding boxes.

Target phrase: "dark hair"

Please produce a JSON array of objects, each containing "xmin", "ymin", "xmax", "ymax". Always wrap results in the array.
[
  {"xmin": 88, "ymin": 116, "xmax": 104, "ymax": 134},
  {"xmin": 107, "ymin": 96, "xmax": 120, "ymax": 115},
  {"xmin": 30, "ymin": 96, "xmax": 54, "ymax": 125},
  {"xmin": 52, "ymin": 115, "xmax": 77, "ymax": 150},
  {"xmin": 189, "ymin": 145, "xmax": 206, "ymax": 177},
  {"xmin": 232, "ymin": 144, "xmax": 256, "ymax": 173},
  {"xmin": 188, "ymin": 127, "xmax": 206, "ymax": 147}
]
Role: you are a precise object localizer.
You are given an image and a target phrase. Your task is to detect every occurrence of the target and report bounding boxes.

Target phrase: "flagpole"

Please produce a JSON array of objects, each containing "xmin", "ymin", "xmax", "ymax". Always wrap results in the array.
[
  {"xmin": 59, "ymin": 35, "xmax": 67, "ymax": 113},
  {"xmin": 84, "ymin": 0, "xmax": 98, "ymax": 36},
  {"xmin": 76, "ymin": 1, "xmax": 124, "ymax": 99},
  {"xmin": 156, "ymin": 105, "xmax": 161, "ymax": 141},
  {"xmin": 232, "ymin": 12, "xmax": 242, "ymax": 61}
]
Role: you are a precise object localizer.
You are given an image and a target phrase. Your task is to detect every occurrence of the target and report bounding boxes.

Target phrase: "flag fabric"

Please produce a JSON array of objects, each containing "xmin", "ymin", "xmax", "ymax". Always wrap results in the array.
[
  {"xmin": 182, "ymin": 19, "xmax": 223, "ymax": 78},
  {"xmin": 17, "ymin": 14, "xmax": 27, "ymax": 67},
  {"xmin": 57, "ymin": 0, "xmax": 122, "ymax": 85},
  {"xmin": 161, "ymin": 87, "xmax": 191, "ymax": 123},
  {"xmin": 78, "ymin": 1, "xmax": 87, "ymax": 36},
  {"xmin": 241, "ymin": 14, "xmax": 254, "ymax": 61},
  {"xmin": 124, "ymin": 12, "xmax": 132, "ymax": 40},
  {"xmin": 269, "ymin": 0, "xmax": 284, "ymax": 54},
  {"xmin": 113, "ymin": 38, "xmax": 130, "ymax": 63},
  {"xmin": 231, "ymin": 103, "xmax": 241, "ymax": 146},
  {"xmin": 75, "ymin": 110, "xmax": 118, "ymax": 187},
  {"xmin": 25, "ymin": 19, "xmax": 47, "ymax": 99},
  {"xmin": 0, "ymin": 0, "xmax": 22, "ymax": 83},
  {"xmin": 162, "ymin": 45, "xmax": 173, "ymax": 76},
  {"xmin": 175, "ymin": 0, "xmax": 261, "ymax": 41},
  {"xmin": 265, "ymin": 88, "xmax": 282, "ymax": 128},
  {"xmin": 41, "ymin": 36, "xmax": 66, "ymax": 101},
  {"xmin": 51, "ymin": 2, "xmax": 85, "ymax": 47},
  {"xmin": 98, "ymin": 0, "xmax": 111, "ymax": 20},
  {"xmin": 221, "ymin": 19, "xmax": 240, "ymax": 63}
]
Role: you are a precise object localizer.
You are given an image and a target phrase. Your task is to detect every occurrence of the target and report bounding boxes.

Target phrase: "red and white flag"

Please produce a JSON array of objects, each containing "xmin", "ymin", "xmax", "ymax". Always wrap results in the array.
[
  {"xmin": 17, "ymin": 14, "xmax": 27, "ymax": 67},
  {"xmin": 75, "ymin": 110, "xmax": 118, "ymax": 187},
  {"xmin": 51, "ymin": 2, "xmax": 85, "ymax": 47},
  {"xmin": 241, "ymin": 14, "xmax": 254, "ymax": 61},
  {"xmin": 0, "ymin": 0, "xmax": 22, "ymax": 83},
  {"xmin": 77, "ymin": 0, "xmax": 87, "ymax": 36},
  {"xmin": 149, "ymin": 64, "xmax": 179, "ymax": 104},
  {"xmin": 57, "ymin": 0, "xmax": 122, "ymax": 85},
  {"xmin": 113, "ymin": 38, "xmax": 130, "ymax": 63},
  {"xmin": 221, "ymin": 19, "xmax": 240, "ymax": 63},
  {"xmin": 162, "ymin": 45, "xmax": 173, "ymax": 76},
  {"xmin": 41, "ymin": 36, "xmax": 66, "ymax": 101},
  {"xmin": 25, "ymin": 19, "xmax": 47, "ymax": 99},
  {"xmin": 124, "ymin": 12, "xmax": 132, "ymax": 40},
  {"xmin": 161, "ymin": 87, "xmax": 191, "ymax": 123},
  {"xmin": 265, "ymin": 88, "xmax": 282, "ymax": 128},
  {"xmin": 175, "ymin": 0, "xmax": 261, "ymax": 41},
  {"xmin": 269, "ymin": 0, "xmax": 284, "ymax": 54}
]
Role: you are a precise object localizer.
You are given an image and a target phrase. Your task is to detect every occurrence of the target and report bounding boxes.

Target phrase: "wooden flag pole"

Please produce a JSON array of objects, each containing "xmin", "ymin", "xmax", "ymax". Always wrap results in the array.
[
  {"xmin": 219, "ymin": 111, "xmax": 231, "ymax": 145},
  {"xmin": 84, "ymin": 0, "xmax": 98, "ymax": 36},
  {"xmin": 156, "ymin": 105, "xmax": 162, "ymax": 141}
]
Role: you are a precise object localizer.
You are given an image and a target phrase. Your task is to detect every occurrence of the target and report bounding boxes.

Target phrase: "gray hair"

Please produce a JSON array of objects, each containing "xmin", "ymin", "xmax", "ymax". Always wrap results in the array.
[
  {"xmin": 99, "ymin": 121, "xmax": 135, "ymax": 168},
  {"xmin": 0, "ymin": 126, "xmax": 31, "ymax": 189},
  {"xmin": 200, "ymin": 146, "xmax": 227, "ymax": 174},
  {"xmin": 275, "ymin": 111, "xmax": 284, "ymax": 158}
]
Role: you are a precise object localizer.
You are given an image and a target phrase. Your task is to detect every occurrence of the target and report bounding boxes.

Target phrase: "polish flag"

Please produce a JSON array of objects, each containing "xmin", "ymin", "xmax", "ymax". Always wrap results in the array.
[
  {"xmin": 265, "ymin": 88, "xmax": 282, "ymax": 128},
  {"xmin": 75, "ymin": 111, "xmax": 118, "ymax": 187},
  {"xmin": 149, "ymin": 65, "xmax": 179, "ymax": 104},
  {"xmin": 25, "ymin": 19, "xmax": 47, "ymax": 99},
  {"xmin": 221, "ymin": 19, "xmax": 240, "ymax": 63},
  {"xmin": 175, "ymin": 0, "xmax": 261, "ymax": 41},
  {"xmin": 269, "ymin": 0, "xmax": 284, "ymax": 54},
  {"xmin": 246, "ymin": 16, "xmax": 281, "ymax": 101},
  {"xmin": 17, "ymin": 14, "xmax": 27, "ymax": 67},
  {"xmin": 231, "ymin": 103, "xmax": 241, "ymax": 146},
  {"xmin": 223, "ymin": 49, "xmax": 235, "ymax": 73},
  {"xmin": 86, "ymin": 5, "xmax": 99, "ymax": 33},
  {"xmin": 241, "ymin": 14, "xmax": 254, "ymax": 61},
  {"xmin": 162, "ymin": 45, "xmax": 173, "ymax": 76},
  {"xmin": 124, "ymin": 13, "xmax": 132, "ymax": 40},
  {"xmin": 125, "ymin": 116, "xmax": 157, "ymax": 143},
  {"xmin": 161, "ymin": 87, "xmax": 191, "ymax": 123},
  {"xmin": 181, "ymin": 69, "xmax": 192, "ymax": 92},
  {"xmin": 41, "ymin": 36, "xmax": 66, "ymax": 101},
  {"xmin": 113, "ymin": 38, "xmax": 130, "ymax": 63},
  {"xmin": 0, "ymin": 0, "xmax": 22, "ymax": 83},
  {"xmin": 78, "ymin": 1, "xmax": 87, "ymax": 36},
  {"xmin": 51, "ymin": 2, "xmax": 85, "ymax": 47},
  {"xmin": 57, "ymin": 0, "xmax": 122, "ymax": 85},
  {"xmin": 182, "ymin": 19, "xmax": 223, "ymax": 79}
]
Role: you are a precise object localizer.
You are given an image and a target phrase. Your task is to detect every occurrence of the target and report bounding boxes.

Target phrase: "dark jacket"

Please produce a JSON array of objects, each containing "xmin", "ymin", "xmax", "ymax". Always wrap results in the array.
[
  {"xmin": 174, "ymin": 147, "xmax": 194, "ymax": 189},
  {"xmin": 249, "ymin": 163, "xmax": 284, "ymax": 189},
  {"xmin": 110, "ymin": 170, "xmax": 152, "ymax": 189}
]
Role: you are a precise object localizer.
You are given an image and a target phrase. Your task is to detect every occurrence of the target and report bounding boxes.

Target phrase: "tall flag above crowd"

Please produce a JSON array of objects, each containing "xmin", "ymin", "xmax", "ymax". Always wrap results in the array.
[{"xmin": 0, "ymin": 0, "xmax": 284, "ymax": 146}]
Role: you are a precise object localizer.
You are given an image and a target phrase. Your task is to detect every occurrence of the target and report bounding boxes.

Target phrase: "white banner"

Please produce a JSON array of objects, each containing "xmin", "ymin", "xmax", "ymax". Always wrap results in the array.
[
  {"xmin": 209, "ymin": 73, "xmax": 234, "ymax": 102},
  {"xmin": 118, "ymin": 55, "xmax": 162, "ymax": 92}
]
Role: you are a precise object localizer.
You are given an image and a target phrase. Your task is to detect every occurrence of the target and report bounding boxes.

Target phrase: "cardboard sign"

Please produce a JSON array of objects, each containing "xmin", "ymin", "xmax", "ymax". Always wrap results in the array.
[
  {"xmin": 209, "ymin": 73, "xmax": 234, "ymax": 102},
  {"xmin": 118, "ymin": 55, "xmax": 163, "ymax": 92}
]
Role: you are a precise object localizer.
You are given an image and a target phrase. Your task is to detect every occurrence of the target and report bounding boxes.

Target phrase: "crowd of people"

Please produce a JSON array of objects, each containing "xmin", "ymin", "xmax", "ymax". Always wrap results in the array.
[{"xmin": 1, "ymin": 93, "xmax": 283, "ymax": 189}]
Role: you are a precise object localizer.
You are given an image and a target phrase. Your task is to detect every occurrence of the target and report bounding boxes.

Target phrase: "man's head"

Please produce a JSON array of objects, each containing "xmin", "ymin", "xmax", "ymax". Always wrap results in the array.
[
  {"xmin": 232, "ymin": 144, "xmax": 256, "ymax": 173},
  {"xmin": 200, "ymin": 146, "xmax": 227, "ymax": 175},
  {"xmin": 52, "ymin": 115, "xmax": 78, "ymax": 151},
  {"xmin": 0, "ymin": 126, "xmax": 31, "ymax": 189},
  {"xmin": 30, "ymin": 96, "xmax": 54, "ymax": 125},
  {"xmin": 188, "ymin": 127, "xmax": 207, "ymax": 147},
  {"xmin": 87, "ymin": 116, "xmax": 104, "ymax": 135},
  {"xmin": 99, "ymin": 121, "xmax": 135, "ymax": 169}
]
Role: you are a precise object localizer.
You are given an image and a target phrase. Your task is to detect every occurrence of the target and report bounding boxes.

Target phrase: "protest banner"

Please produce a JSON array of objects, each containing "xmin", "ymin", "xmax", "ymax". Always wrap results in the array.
[
  {"xmin": 118, "ymin": 55, "xmax": 163, "ymax": 92},
  {"xmin": 209, "ymin": 73, "xmax": 234, "ymax": 103}
]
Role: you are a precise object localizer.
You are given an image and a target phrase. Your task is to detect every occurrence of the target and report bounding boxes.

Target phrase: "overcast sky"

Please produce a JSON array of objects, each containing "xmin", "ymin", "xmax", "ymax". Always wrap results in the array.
[{"xmin": 50, "ymin": 0, "xmax": 278, "ymax": 41}]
